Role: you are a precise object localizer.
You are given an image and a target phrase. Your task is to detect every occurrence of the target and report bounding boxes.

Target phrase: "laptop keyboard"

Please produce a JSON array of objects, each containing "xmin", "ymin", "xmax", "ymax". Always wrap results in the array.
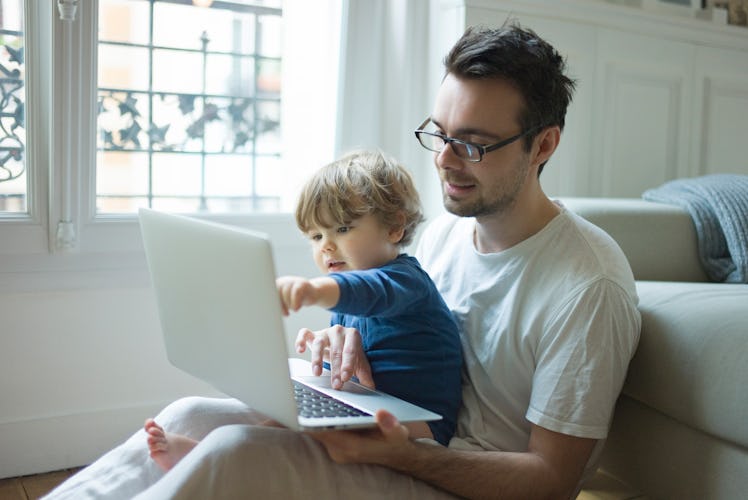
[{"xmin": 293, "ymin": 380, "xmax": 370, "ymax": 419}]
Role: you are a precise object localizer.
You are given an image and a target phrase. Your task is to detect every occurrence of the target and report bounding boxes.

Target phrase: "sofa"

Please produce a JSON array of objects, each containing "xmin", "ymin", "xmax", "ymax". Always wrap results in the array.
[{"xmin": 561, "ymin": 198, "xmax": 748, "ymax": 500}]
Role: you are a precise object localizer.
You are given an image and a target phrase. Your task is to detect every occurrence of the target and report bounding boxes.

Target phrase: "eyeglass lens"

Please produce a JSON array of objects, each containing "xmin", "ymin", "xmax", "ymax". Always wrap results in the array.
[{"xmin": 422, "ymin": 133, "xmax": 480, "ymax": 161}]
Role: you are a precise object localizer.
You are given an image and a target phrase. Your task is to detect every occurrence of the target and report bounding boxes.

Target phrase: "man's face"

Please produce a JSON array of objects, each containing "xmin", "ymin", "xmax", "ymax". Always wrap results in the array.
[{"xmin": 430, "ymin": 74, "xmax": 534, "ymax": 218}]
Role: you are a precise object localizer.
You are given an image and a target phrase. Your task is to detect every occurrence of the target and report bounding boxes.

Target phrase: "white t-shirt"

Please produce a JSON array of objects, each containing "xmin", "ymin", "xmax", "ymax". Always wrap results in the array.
[{"xmin": 415, "ymin": 205, "xmax": 641, "ymax": 477}]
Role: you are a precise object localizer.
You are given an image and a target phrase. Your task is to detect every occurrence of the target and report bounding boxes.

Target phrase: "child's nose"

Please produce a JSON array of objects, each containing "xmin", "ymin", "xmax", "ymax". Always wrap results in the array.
[{"xmin": 321, "ymin": 237, "xmax": 336, "ymax": 252}]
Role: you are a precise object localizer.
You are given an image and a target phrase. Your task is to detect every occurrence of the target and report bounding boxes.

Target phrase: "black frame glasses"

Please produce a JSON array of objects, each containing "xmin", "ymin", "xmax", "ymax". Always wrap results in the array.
[{"xmin": 414, "ymin": 117, "xmax": 542, "ymax": 163}]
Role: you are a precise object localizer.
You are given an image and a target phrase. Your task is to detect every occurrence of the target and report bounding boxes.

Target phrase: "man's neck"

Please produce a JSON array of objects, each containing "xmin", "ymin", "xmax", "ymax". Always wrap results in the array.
[{"xmin": 473, "ymin": 195, "xmax": 560, "ymax": 254}]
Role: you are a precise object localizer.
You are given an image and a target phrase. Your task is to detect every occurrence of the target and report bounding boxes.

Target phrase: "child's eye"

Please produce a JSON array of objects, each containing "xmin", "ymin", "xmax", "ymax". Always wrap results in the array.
[
  {"xmin": 337, "ymin": 226, "xmax": 351, "ymax": 234},
  {"xmin": 309, "ymin": 233, "xmax": 322, "ymax": 241}
]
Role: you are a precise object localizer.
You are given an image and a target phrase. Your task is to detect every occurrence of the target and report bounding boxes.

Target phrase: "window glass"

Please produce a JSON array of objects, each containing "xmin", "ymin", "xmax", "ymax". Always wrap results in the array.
[
  {"xmin": 97, "ymin": 0, "xmax": 282, "ymax": 214},
  {"xmin": 0, "ymin": 0, "xmax": 25, "ymax": 214}
]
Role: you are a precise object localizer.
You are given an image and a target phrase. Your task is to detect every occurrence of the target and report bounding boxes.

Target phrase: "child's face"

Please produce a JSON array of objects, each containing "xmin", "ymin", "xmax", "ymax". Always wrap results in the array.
[{"xmin": 306, "ymin": 213, "xmax": 402, "ymax": 273}]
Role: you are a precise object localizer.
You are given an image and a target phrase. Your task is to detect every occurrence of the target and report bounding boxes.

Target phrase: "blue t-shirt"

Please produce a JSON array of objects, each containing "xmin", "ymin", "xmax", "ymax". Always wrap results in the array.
[{"xmin": 328, "ymin": 254, "xmax": 462, "ymax": 445}]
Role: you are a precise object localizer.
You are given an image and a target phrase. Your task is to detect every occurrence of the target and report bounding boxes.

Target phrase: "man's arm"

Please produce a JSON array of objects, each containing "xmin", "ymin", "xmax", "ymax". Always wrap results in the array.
[
  {"xmin": 302, "ymin": 325, "xmax": 596, "ymax": 498},
  {"xmin": 314, "ymin": 411, "xmax": 596, "ymax": 500}
]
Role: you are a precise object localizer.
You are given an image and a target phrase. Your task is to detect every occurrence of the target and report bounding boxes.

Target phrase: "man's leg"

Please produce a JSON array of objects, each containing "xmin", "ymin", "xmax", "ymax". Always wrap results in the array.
[
  {"xmin": 136, "ymin": 424, "xmax": 458, "ymax": 500},
  {"xmin": 43, "ymin": 397, "xmax": 263, "ymax": 500}
]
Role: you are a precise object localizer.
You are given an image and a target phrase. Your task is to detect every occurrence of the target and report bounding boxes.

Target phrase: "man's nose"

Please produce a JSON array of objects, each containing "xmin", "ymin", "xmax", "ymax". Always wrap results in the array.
[{"xmin": 436, "ymin": 142, "xmax": 464, "ymax": 170}]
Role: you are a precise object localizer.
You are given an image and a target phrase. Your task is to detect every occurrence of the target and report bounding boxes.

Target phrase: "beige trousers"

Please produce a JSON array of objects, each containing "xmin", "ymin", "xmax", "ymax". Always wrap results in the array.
[{"xmin": 45, "ymin": 397, "xmax": 457, "ymax": 500}]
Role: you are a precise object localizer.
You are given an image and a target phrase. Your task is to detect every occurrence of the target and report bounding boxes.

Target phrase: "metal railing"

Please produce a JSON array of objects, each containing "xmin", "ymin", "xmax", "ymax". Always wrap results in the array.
[
  {"xmin": 96, "ymin": 0, "xmax": 282, "ymax": 213},
  {"xmin": 0, "ymin": 26, "xmax": 25, "ymax": 212}
]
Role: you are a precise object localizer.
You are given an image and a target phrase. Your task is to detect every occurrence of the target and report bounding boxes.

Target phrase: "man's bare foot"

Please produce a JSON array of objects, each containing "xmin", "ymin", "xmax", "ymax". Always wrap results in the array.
[{"xmin": 144, "ymin": 418, "xmax": 199, "ymax": 471}]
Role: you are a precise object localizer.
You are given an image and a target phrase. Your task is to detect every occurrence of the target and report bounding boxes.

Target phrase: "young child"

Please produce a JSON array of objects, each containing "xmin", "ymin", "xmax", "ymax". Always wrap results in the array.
[{"xmin": 145, "ymin": 150, "xmax": 462, "ymax": 470}]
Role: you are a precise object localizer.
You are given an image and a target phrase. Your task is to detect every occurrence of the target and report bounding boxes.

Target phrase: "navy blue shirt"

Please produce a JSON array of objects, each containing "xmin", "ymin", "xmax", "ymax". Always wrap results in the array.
[{"xmin": 328, "ymin": 254, "xmax": 462, "ymax": 445}]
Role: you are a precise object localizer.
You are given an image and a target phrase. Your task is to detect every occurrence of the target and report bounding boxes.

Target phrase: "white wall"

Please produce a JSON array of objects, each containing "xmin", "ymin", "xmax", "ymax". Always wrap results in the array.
[
  {"xmin": 0, "ymin": 228, "xmax": 329, "ymax": 478},
  {"xmin": 432, "ymin": 0, "xmax": 748, "ymax": 203},
  {"xmin": 2, "ymin": 0, "xmax": 747, "ymax": 478}
]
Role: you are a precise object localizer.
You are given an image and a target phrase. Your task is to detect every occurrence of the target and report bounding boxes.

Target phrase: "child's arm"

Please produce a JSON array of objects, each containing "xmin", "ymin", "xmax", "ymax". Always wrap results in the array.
[{"xmin": 276, "ymin": 276, "xmax": 340, "ymax": 316}]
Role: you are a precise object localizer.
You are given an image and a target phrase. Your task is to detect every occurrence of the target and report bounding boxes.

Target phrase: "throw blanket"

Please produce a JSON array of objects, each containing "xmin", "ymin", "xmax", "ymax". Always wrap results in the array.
[{"xmin": 643, "ymin": 174, "xmax": 748, "ymax": 283}]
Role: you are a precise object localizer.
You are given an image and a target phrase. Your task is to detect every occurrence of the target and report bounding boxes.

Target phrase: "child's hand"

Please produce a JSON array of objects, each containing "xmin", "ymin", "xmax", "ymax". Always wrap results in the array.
[
  {"xmin": 276, "ymin": 276, "xmax": 320, "ymax": 315},
  {"xmin": 276, "ymin": 275, "xmax": 340, "ymax": 315}
]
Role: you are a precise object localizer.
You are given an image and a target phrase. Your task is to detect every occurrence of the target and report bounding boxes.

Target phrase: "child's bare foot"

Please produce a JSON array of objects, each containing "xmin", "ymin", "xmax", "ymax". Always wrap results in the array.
[{"xmin": 144, "ymin": 418, "xmax": 198, "ymax": 471}]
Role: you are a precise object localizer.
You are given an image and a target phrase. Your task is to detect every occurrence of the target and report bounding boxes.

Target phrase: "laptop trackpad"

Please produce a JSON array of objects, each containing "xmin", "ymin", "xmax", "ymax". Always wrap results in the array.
[
  {"xmin": 295, "ymin": 375, "xmax": 376, "ymax": 395},
  {"xmin": 288, "ymin": 358, "xmax": 374, "ymax": 394}
]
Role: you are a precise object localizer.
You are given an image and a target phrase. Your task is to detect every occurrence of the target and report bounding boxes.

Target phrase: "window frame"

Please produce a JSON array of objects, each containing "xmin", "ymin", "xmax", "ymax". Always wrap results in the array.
[
  {"xmin": 0, "ymin": 0, "xmax": 344, "ymax": 291},
  {"xmin": 0, "ymin": 0, "xmax": 51, "ymax": 256},
  {"xmin": 0, "ymin": 0, "xmax": 429, "ymax": 294}
]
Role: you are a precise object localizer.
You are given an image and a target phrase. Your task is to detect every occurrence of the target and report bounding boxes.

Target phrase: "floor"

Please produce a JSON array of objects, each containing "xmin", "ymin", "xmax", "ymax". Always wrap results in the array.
[
  {"xmin": 0, "ymin": 467, "xmax": 644, "ymax": 500},
  {"xmin": 0, "ymin": 468, "xmax": 82, "ymax": 500}
]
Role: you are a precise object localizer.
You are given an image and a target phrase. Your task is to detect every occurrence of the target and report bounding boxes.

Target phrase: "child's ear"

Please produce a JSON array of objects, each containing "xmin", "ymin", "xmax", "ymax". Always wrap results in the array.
[
  {"xmin": 388, "ymin": 225, "xmax": 405, "ymax": 244},
  {"xmin": 387, "ymin": 212, "xmax": 406, "ymax": 244}
]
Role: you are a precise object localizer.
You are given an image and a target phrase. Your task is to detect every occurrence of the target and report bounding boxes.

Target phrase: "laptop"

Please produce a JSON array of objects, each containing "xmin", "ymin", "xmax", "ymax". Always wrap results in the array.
[{"xmin": 138, "ymin": 208, "xmax": 441, "ymax": 431}]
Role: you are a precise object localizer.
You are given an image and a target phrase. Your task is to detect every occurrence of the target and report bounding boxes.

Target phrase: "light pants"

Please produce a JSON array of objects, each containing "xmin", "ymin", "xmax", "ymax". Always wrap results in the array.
[{"xmin": 44, "ymin": 397, "xmax": 457, "ymax": 500}]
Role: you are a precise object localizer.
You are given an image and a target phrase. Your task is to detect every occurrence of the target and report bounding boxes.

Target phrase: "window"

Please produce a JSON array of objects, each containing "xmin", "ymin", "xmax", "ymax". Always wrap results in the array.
[
  {"xmin": 0, "ymin": 0, "xmax": 342, "ymax": 263},
  {"xmin": 0, "ymin": 0, "xmax": 25, "ymax": 214},
  {"xmin": 97, "ymin": 0, "xmax": 283, "ymax": 214},
  {"xmin": 1, "ymin": 0, "xmax": 428, "ymax": 272}
]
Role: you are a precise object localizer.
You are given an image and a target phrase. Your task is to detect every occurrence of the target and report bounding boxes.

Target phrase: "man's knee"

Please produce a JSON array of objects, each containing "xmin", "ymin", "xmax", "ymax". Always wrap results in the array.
[
  {"xmin": 200, "ymin": 424, "xmax": 302, "ymax": 457},
  {"xmin": 155, "ymin": 397, "xmax": 249, "ymax": 438},
  {"xmin": 156, "ymin": 397, "xmax": 211, "ymax": 429},
  {"xmin": 192, "ymin": 425, "xmax": 338, "ymax": 496},
  {"xmin": 199, "ymin": 425, "xmax": 330, "ymax": 473}
]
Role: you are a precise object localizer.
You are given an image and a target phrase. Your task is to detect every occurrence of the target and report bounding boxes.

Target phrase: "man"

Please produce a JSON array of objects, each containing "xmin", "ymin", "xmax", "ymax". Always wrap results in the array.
[
  {"xmin": 46, "ymin": 23, "xmax": 639, "ymax": 500},
  {"xmin": 307, "ymin": 24, "xmax": 641, "ymax": 499}
]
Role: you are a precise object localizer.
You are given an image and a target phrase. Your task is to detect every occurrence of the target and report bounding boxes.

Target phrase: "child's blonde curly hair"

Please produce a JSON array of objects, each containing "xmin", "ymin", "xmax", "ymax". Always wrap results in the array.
[{"xmin": 295, "ymin": 150, "xmax": 424, "ymax": 247}]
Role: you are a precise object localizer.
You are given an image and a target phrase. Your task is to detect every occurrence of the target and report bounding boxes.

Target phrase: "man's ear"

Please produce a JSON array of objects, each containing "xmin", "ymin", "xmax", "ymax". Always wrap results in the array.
[{"xmin": 531, "ymin": 125, "xmax": 561, "ymax": 169}]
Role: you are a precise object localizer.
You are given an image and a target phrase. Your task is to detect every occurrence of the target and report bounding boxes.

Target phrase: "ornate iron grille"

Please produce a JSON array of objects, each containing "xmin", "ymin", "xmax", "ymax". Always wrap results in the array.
[
  {"xmin": 97, "ymin": 0, "xmax": 282, "ymax": 214},
  {"xmin": 0, "ymin": 21, "xmax": 25, "ymax": 214}
]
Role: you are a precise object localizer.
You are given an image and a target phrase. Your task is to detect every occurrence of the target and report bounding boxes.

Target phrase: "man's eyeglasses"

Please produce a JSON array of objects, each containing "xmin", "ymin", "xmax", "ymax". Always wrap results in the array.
[{"xmin": 414, "ymin": 118, "xmax": 542, "ymax": 163}]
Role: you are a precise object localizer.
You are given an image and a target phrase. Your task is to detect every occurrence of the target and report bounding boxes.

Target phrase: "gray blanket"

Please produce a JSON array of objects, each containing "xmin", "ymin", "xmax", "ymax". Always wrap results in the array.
[{"xmin": 642, "ymin": 174, "xmax": 748, "ymax": 283}]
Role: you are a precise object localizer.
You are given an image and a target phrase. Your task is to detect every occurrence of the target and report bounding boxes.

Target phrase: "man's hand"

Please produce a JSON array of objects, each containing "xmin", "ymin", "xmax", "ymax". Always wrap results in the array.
[
  {"xmin": 311, "ymin": 409, "xmax": 412, "ymax": 465},
  {"xmin": 295, "ymin": 325, "xmax": 374, "ymax": 390}
]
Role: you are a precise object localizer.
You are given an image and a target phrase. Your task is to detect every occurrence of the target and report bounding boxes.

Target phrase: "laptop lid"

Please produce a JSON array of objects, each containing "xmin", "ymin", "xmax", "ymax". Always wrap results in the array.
[{"xmin": 138, "ymin": 208, "xmax": 441, "ymax": 430}]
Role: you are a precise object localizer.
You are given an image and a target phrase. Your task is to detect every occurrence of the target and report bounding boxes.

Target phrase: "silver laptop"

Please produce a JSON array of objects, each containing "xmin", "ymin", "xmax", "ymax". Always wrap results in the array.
[{"xmin": 138, "ymin": 208, "xmax": 441, "ymax": 431}]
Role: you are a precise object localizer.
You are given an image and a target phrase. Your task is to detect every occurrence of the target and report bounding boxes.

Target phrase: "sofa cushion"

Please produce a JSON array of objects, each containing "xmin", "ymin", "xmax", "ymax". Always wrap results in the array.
[
  {"xmin": 624, "ymin": 281, "xmax": 748, "ymax": 448},
  {"xmin": 560, "ymin": 198, "xmax": 708, "ymax": 282}
]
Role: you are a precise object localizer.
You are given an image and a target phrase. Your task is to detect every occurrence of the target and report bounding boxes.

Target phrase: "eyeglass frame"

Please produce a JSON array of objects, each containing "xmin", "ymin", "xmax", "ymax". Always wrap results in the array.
[{"xmin": 414, "ymin": 117, "xmax": 544, "ymax": 163}]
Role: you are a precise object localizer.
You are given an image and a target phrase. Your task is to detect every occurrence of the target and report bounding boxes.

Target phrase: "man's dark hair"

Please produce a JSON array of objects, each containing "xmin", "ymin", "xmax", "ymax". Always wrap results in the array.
[{"xmin": 444, "ymin": 22, "xmax": 576, "ymax": 174}]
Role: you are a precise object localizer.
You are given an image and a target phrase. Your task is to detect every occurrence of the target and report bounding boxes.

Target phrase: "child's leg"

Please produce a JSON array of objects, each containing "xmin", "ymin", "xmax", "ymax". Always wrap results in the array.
[{"xmin": 144, "ymin": 419, "xmax": 199, "ymax": 472}]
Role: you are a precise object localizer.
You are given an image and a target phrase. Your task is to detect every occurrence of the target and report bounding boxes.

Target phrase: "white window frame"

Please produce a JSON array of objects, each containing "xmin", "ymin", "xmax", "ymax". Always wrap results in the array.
[
  {"xmin": 0, "ymin": 0, "xmax": 51, "ymax": 256},
  {"xmin": 0, "ymin": 0, "xmax": 431, "ymax": 293},
  {"xmin": 0, "ymin": 0, "xmax": 347, "ymax": 292}
]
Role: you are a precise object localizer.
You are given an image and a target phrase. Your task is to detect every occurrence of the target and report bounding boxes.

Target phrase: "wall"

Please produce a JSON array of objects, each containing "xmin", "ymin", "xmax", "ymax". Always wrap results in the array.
[
  {"xmin": 430, "ymin": 0, "xmax": 748, "ymax": 208},
  {"xmin": 0, "ymin": 225, "xmax": 329, "ymax": 478}
]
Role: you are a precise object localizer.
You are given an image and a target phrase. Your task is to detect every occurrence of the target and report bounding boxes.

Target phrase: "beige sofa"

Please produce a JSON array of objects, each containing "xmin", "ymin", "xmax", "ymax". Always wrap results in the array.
[{"xmin": 563, "ymin": 198, "xmax": 748, "ymax": 500}]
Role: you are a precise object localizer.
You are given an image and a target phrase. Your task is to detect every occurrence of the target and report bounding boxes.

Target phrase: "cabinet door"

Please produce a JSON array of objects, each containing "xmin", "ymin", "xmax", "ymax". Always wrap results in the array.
[
  {"xmin": 692, "ymin": 45, "xmax": 748, "ymax": 176},
  {"xmin": 593, "ymin": 28, "xmax": 694, "ymax": 197}
]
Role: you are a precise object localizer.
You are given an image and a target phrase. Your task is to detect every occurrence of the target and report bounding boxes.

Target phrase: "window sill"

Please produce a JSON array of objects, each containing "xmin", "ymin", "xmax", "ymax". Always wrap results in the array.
[{"xmin": 0, "ymin": 212, "xmax": 305, "ymax": 293}]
